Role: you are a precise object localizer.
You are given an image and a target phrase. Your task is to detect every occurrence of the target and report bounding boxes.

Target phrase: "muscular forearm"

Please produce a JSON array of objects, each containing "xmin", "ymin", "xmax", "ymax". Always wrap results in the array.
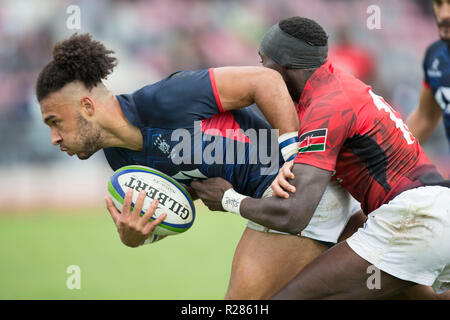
[
  {"xmin": 239, "ymin": 196, "xmax": 313, "ymax": 235},
  {"xmin": 240, "ymin": 164, "xmax": 331, "ymax": 234},
  {"xmin": 191, "ymin": 165, "xmax": 330, "ymax": 235},
  {"xmin": 251, "ymin": 70, "xmax": 299, "ymax": 135}
]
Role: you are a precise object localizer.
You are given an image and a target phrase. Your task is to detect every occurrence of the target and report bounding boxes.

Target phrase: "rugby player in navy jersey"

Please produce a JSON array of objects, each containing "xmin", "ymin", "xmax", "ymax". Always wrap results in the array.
[
  {"xmin": 407, "ymin": 0, "xmax": 450, "ymax": 151},
  {"xmin": 35, "ymin": 33, "xmax": 359, "ymax": 299}
]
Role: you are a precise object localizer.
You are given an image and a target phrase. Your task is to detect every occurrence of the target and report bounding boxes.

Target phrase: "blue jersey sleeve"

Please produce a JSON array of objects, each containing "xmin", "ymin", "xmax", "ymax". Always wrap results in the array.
[{"xmin": 131, "ymin": 69, "xmax": 223, "ymax": 129}]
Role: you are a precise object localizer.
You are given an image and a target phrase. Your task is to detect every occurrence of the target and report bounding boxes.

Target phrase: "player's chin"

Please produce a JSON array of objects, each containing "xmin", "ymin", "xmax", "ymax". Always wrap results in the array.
[
  {"xmin": 439, "ymin": 29, "xmax": 450, "ymax": 42},
  {"xmin": 75, "ymin": 147, "xmax": 100, "ymax": 160},
  {"xmin": 76, "ymin": 151, "xmax": 93, "ymax": 160}
]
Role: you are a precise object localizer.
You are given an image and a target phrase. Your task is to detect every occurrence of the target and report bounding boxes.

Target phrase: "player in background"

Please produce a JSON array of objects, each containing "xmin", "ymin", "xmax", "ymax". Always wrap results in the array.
[
  {"xmin": 35, "ymin": 34, "xmax": 359, "ymax": 299},
  {"xmin": 406, "ymin": 0, "xmax": 450, "ymax": 152},
  {"xmin": 192, "ymin": 17, "xmax": 450, "ymax": 299}
]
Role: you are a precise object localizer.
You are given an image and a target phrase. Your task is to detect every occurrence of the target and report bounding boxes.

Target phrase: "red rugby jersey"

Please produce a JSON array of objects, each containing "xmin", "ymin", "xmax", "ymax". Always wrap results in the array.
[{"xmin": 293, "ymin": 61, "xmax": 433, "ymax": 214}]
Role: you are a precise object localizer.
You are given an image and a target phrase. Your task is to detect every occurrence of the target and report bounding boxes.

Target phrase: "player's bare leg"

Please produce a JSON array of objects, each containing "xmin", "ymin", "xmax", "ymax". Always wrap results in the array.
[
  {"xmin": 337, "ymin": 209, "xmax": 367, "ymax": 242},
  {"xmin": 271, "ymin": 241, "xmax": 415, "ymax": 300},
  {"xmin": 225, "ymin": 227, "xmax": 328, "ymax": 300}
]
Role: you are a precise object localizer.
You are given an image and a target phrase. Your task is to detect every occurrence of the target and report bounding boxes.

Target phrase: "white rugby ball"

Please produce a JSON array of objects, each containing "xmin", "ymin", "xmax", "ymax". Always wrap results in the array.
[{"xmin": 107, "ymin": 165, "xmax": 195, "ymax": 236}]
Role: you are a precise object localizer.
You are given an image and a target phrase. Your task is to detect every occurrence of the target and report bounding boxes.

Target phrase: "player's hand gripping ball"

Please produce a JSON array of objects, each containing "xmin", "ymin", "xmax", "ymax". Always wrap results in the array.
[{"xmin": 107, "ymin": 165, "xmax": 195, "ymax": 236}]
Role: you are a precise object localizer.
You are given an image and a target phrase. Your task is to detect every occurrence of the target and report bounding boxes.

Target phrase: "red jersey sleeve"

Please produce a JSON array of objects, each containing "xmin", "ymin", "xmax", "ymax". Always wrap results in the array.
[{"xmin": 293, "ymin": 100, "xmax": 356, "ymax": 172}]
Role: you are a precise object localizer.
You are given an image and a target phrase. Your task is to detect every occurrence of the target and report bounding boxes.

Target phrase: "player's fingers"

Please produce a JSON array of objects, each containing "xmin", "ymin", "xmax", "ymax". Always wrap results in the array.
[
  {"xmin": 132, "ymin": 190, "xmax": 146, "ymax": 220},
  {"xmin": 139, "ymin": 199, "xmax": 159, "ymax": 229},
  {"xmin": 281, "ymin": 161, "xmax": 295, "ymax": 180},
  {"xmin": 104, "ymin": 196, "xmax": 121, "ymax": 224},
  {"xmin": 144, "ymin": 212, "xmax": 167, "ymax": 234},
  {"xmin": 122, "ymin": 188, "xmax": 134, "ymax": 217},
  {"xmin": 278, "ymin": 174, "xmax": 296, "ymax": 194},
  {"xmin": 271, "ymin": 179, "xmax": 290, "ymax": 199}
]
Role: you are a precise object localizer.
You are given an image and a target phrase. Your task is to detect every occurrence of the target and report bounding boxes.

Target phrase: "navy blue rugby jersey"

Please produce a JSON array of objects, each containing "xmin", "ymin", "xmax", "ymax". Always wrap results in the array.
[
  {"xmin": 423, "ymin": 40, "xmax": 450, "ymax": 148},
  {"xmin": 103, "ymin": 69, "xmax": 283, "ymax": 198}
]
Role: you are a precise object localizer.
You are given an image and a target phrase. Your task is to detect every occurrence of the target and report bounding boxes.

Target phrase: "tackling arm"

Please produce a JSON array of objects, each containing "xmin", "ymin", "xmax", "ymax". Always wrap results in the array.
[
  {"xmin": 192, "ymin": 163, "xmax": 332, "ymax": 235},
  {"xmin": 238, "ymin": 163, "xmax": 332, "ymax": 234},
  {"xmin": 406, "ymin": 84, "xmax": 442, "ymax": 144}
]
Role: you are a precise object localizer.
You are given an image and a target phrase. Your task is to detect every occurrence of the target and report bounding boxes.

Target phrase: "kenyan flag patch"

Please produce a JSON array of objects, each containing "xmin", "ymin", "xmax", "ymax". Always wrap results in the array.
[{"xmin": 298, "ymin": 129, "xmax": 327, "ymax": 153}]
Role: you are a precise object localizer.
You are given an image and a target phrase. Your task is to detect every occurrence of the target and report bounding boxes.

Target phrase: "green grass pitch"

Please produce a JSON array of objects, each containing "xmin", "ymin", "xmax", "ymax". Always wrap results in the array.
[{"xmin": 0, "ymin": 203, "xmax": 246, "ymax": 299}]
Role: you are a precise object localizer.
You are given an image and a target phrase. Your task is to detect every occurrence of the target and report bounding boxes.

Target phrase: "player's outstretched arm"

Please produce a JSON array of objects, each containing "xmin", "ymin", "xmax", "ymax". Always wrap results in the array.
[
  {"xmin": 212, "ymin": 66, "xmax": 299, "ymax": 136},
  {"xmin": 105, "ymin": 189, "xmax": 167, "ymax": 248},
  {"xmin": 192, "ymin": 163, "xmax": 332, "ymax": 235},
  {"xmin": 406, "ymin": 84, "xmax": 442, "ymax": 144},
  {"xmin": 239, "ymin": 164, "xmax": 331, "ymax": 234}
]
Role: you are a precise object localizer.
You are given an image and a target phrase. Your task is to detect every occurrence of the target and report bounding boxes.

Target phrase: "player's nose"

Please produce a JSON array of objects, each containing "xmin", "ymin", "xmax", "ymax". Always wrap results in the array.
[{"xmin": 51, "ymin": 128, "xmax": 62, "ymax": 145}]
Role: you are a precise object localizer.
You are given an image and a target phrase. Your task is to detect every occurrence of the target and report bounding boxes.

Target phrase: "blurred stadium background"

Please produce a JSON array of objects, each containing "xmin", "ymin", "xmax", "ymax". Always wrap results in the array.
[{"xmin": 0, "ymin": 0, "xmax": 448, "ymax": 299}]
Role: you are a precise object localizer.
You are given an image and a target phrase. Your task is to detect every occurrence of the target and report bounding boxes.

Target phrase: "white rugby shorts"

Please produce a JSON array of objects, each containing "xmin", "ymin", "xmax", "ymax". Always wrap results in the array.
[
  {"xmin": 346, "ymin": 186, "xmax": 450, "ymax": 293},
  {"xmin": 246, "ymin": 179, "xmax": 361, "ymax": 244}
]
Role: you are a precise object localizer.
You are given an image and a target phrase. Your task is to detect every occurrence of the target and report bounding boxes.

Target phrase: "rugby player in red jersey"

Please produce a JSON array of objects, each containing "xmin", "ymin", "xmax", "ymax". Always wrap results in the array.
[{"xmin": 192, "ymin": 17, "xmax": 450, "ymax": 299}]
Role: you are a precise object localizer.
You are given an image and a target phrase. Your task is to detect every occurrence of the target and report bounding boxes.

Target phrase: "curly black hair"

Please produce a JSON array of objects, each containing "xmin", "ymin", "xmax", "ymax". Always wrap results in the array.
[
  {"xmin": 279, "ymin": 17, "xmax": 328, "ymax": 46},
  {"xmin": 36, "ymin": 33, "xmax": 118, "ymax": 101}
]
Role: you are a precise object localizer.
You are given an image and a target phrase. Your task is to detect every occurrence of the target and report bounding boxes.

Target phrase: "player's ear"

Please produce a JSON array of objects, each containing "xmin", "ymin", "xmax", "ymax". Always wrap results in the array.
[{"xmin": 80, "ymin": 96, "xmax": 95, "ymax": 117}]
